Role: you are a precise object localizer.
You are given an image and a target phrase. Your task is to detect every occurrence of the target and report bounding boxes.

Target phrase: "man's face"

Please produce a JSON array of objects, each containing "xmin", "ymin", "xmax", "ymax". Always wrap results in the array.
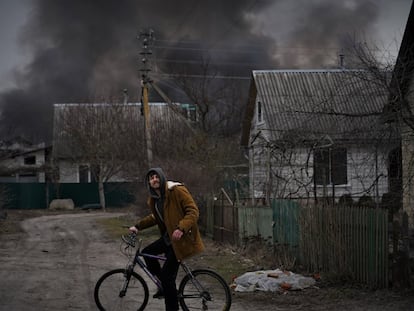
[{"xmin": 149, "ymin": 173, "xmax": 160, "ymax": 189}]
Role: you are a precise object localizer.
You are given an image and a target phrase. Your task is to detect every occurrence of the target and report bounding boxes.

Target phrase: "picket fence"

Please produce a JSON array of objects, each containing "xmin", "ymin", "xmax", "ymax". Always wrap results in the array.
[
  {"xmin": 204, "ymin": 196, "xmax": 389, "ymax": 288},
  {"xmin": 273, "ymin": 201, "xmax": 389, "ymax": 288}
]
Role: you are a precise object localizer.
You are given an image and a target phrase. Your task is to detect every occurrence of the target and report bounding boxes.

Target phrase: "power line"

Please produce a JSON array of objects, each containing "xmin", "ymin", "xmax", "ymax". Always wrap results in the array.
[
  {"xmin": 153, "ymin": 43, "xmax": 266, "ymax": 54},
  {"xmin": 153, "ymin": 40, "xmax": 399, "ymax": 56},
  {"xmin": 152, "ymin": 72, "xmax": 251, "ymax": 80},
  {"xmin": 154, "ymin": 58, "xmax": 272, "ymax": 67}
]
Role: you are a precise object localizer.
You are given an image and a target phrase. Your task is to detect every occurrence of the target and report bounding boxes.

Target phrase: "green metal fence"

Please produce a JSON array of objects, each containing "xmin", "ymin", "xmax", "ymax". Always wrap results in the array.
[{"xmin": 1, "ymin": 182, "xmax": 136, "ymax": 209}]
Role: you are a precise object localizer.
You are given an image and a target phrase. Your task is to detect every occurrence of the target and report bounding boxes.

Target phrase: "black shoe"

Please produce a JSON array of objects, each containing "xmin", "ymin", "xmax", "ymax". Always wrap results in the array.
[{"xmin": 153, "ymin": 290, "xmax": 164, "ymax": 299}]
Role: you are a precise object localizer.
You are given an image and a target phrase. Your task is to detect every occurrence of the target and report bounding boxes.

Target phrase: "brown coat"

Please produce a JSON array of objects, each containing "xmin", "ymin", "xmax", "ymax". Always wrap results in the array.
[{"xmin": 136, "ymin": 181, "xmax": 205, "ymax": 261}]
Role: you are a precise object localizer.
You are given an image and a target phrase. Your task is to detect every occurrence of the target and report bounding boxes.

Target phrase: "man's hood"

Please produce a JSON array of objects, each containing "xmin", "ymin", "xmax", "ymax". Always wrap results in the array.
[{"xmin": 145, "ymin": 167, "xmax": 167, "ymax": 199}]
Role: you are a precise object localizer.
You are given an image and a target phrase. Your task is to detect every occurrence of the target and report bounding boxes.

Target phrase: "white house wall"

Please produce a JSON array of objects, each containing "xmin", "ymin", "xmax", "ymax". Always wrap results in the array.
[
  {"xmin": 250, "ymin": 144, "xmax": 316, "ymax": 200},
  {"xmin": 0, "ymin": 148, "xmax": 46, "ymax": 182},
  {"xmin": 249, "ymin": 141, "xmax": 390, "ymax": 204},
  {"xmin": 346, "ymin": 145, "xmax": 389, "ymax": 199},
  {"xmin": 56, "ymin": 160, "xmax": 133, "ymax": 183},
  {"xmin": 312, "ymin": 145, "xmax": 389, "ymax": 202}
]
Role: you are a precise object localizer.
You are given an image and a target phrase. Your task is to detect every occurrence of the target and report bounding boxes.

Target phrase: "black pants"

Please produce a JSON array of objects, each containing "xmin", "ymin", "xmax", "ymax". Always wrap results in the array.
[{"xmin": 143, "ymin": 236, "xmax": 180, "ymax": 311}]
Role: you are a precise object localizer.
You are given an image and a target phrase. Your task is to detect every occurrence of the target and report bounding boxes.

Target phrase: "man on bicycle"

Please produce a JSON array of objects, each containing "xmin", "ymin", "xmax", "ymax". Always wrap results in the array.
[{"xmin": 129, "ymin": 167, "xmax": 205, "ymax": 311}]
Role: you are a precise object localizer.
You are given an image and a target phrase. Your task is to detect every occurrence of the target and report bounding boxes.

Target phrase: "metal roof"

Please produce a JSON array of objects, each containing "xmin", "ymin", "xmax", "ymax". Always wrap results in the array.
[
  {"xmin": 242, "ymin": 69, "xmax": 391, "ymax": 145},
  {"xmin": 52, "ymin": 102, "xmax": 193, "ymax": 158}
]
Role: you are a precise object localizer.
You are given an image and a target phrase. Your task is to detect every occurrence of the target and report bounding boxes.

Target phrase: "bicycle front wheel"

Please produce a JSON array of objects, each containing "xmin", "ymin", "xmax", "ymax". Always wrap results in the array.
[
  {"xmin": 94, "ymin": 268, "xmax": 149, "ymax": 311},
  {"xmin": 178, "ymin": 269, "xmax": 232, "ymax": 311}
]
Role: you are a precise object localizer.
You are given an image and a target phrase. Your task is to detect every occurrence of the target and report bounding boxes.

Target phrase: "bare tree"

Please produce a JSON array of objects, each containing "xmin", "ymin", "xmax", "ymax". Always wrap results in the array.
[
  {"xmin": 342, "ymin": 37, "xmax": 414, "ymax": 130},
  {"xmin": 53, "ymin": 100, "xmax": 147, "ymax": 210},
  {"xmin": 150, "ymin": 60, "xmax": 249, "ymax": 195},
  {"xmin": 164, "ymin": 58, "xmax": 247, "ymax": 136},
  {"xmin": 342, "ymin": 37, "xmax": 414, "ymax": 208},
  {"xmin": 342, "ymin": 36, "xmax": 414, "ymax": 287}
]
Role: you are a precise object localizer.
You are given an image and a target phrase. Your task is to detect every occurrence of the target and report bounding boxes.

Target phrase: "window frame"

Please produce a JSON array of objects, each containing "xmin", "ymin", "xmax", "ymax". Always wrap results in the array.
[{"xmin": 314, "ymin": 147, "xmax": 347, "ymax": 186}]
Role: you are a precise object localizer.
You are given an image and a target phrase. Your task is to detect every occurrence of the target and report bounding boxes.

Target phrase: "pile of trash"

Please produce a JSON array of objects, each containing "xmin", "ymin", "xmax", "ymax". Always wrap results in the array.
[{"xmin": 232, "ymin": 269, "xmax": 316, "ymax": 292}]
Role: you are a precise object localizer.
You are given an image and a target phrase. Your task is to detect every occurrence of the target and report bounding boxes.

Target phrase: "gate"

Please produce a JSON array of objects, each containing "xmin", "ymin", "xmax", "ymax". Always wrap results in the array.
[{"xmin": 211, "ymin": 188, "xmax": 238, "ymax": 244}]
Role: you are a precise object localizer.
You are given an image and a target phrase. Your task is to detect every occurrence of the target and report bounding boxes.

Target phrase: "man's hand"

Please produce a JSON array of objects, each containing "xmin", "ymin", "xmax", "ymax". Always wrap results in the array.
[
  {"xmin": 129, "ymin": 226, "xmax": 138, "ymax": 234},
  {"xmin": 172, "ymin": 229, "xmax": 183, "ymax": 241}
]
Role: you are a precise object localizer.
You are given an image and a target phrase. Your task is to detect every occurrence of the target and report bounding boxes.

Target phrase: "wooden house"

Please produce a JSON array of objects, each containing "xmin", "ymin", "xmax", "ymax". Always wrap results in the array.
[{"xmin": 241, "ymin": 69, "xmax": 399, "ymax": 205}]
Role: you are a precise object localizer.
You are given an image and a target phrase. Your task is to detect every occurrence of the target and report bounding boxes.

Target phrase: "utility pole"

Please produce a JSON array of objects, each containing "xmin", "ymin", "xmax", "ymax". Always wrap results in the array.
[{"xmin": 138, "ymin": 29, "xmax": 154, "ymax": 168}]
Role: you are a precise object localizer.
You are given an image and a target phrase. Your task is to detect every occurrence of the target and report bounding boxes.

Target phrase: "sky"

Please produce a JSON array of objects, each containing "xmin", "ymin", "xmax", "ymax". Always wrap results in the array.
[{"xmin": 0, "ymin": 0, "xmax": 412, "ymax": 142}]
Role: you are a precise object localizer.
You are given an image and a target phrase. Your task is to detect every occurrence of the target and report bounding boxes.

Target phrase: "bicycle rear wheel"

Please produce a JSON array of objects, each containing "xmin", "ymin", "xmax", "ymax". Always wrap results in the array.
[
  {"xmin": 94, "ymin": 268, "xmax": 149, "ymax": 311},
  {"xmin": 178, "ymin": 269, "xmax": 232, "ymax": 311}
]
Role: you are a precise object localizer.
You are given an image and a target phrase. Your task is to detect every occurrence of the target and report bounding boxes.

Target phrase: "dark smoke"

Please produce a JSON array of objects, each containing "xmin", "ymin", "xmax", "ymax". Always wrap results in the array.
[
  {"xmin": 280, "ymin": 0, "xmax": 379, "ymax": 68},
  {"xmin": 0, "ymin": 0, "xmax": 381, "ymax": 142}
]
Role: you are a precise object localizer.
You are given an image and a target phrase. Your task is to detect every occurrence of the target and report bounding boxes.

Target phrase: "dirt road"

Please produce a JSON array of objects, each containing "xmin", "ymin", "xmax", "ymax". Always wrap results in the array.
[
  {"xmin": 0, "ymin": 211, "xmax": 262, "ymax": 311},
  {"xmin": 0, "ymin": 212, "xmax": 170, "ymax": 311},
  {"xmin": 1, "ymin": 211, "xmax": 413, "ymax": 311}
]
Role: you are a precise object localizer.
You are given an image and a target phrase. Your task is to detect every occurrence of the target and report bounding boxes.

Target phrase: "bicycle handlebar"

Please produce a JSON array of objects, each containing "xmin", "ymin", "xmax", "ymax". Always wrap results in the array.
[{"xmin": 121, "ymin": 232, "xmax": 137, "ymax": 247}]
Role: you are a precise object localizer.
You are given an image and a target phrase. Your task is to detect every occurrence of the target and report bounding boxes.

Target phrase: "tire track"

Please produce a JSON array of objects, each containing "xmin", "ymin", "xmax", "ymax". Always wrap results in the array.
[{"xmin": 0, "ymin": 212, "xmax": 124, "ymax": 311}]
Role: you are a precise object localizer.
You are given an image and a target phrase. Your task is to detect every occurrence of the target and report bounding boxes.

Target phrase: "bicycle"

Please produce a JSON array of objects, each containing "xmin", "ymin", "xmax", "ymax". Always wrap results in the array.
[{"xmin": 94, "ymin": 231, "xmax": 232, "ymax": 310}]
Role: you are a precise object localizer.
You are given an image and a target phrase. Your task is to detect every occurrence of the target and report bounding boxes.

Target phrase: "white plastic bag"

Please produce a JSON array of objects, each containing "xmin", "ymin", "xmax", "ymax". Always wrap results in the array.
[{"xmin": 233, "ymin": 269, "xmax": 315, "ymax": 292}]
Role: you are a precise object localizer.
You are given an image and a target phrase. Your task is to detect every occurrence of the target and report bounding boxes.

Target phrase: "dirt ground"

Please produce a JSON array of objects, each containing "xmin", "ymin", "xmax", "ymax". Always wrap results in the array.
[{"xmin": 0, "ymin": 208, "xmax": 413, "ymax": 311}]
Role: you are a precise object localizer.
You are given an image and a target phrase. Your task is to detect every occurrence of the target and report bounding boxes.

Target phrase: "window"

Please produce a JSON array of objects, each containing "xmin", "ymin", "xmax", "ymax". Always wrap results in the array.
[
  {"xmin": 79, "ymin": 165, "xmax": 89, "ymax": 183},
  {"xmin": 24, "ymin": 156, "xmax": 36, "ymax": 165},
  {"xmin": 314, "ymin": 148, "xmax": 347, "ymax": 185},
  {"xmin": 257, "ymin": 101, "xmax": 263, "ymax": 123}
]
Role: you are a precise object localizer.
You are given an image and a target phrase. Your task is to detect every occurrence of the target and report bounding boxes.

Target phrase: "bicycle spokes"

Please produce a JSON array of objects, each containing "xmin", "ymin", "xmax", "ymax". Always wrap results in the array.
[{"xmin": 178, "ymin": 269, "xmax": 231, "ymax": 311}]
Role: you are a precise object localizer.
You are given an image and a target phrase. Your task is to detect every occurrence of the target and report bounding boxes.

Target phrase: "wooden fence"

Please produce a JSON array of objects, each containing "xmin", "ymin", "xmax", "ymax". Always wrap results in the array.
[
  {"xmin": 203, "ymin": 196, "xmax": 389, "ymax": 288},
  {"xmin": 298, "ymin": 204, "xmax": 388, "ymax": 288},
  {"xmin": 201, "ymin": 188, "xmax": 238, "ymax": 243},
  {"xmin": 271, "ymin": 201, "xmax": 389, "ymax": 288}
]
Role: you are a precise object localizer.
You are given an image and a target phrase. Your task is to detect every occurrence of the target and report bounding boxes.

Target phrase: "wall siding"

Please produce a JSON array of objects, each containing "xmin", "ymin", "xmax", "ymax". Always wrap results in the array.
[{"xmin": 249, "ymin": 142, "xmax": 390, "ymax": 202}]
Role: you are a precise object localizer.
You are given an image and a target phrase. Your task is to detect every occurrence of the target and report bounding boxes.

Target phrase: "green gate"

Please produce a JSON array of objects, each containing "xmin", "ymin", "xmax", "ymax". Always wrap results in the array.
[{"xmin": 272, "ymin": 199, "xmax": 301, "ymax": 258}]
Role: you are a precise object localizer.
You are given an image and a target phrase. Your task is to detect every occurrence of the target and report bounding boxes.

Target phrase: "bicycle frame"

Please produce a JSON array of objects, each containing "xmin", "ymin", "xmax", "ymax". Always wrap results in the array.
[
  {"xmin": 124, "ymin": 239, "xmax": 202, "ymax": 295},
  {"xmin": 95, "ymin": 234, "xmax": 232, "ymax": 311},
  {"xmin": 132, "ymin": 251, "xmax": 164, "ymax": 290}
]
